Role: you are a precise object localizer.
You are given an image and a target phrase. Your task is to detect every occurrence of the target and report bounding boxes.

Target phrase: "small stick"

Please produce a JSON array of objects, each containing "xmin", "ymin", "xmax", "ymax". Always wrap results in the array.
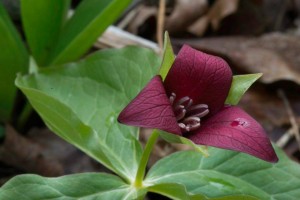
[
  {"xmin": 117, "ymin": 9, "xmax": 138, "ymax": 29},
  {"xmin": 276, "ymin": 127, "xmax": 293, "ymax": 148},
  {"xmin": 157, "ymin": 0, "xmax": 166, "ymax": 53},
  {"xmin": 278, "ymin": 89, "xmax": 300, "ymax": 149}
]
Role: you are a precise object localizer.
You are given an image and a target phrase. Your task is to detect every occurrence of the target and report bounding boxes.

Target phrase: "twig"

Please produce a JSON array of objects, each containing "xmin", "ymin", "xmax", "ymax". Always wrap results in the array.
[
  {"xmin": 116, "ymin": 0, "xmax": 143, "ymax": 24},
  {"xmin": 117, "ymin": 9, "xmax": 138, "ymax": 29},
  {"xmin": 157, "ymin": 0, "xmax": 166, "ymax": 53},
  {"xmin": 277, "ymin": 89, "xmax": 300, "ymax": 149},
  {"xmin": 276, "ymin": 127, "xmax": 293, "ymax": 148},
  {"xmin": 274, "ymin": 0, "xmax": 289, "ymax": 31}
]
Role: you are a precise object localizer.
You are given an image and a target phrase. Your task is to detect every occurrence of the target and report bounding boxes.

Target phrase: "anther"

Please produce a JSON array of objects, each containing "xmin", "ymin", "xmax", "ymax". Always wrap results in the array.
[
  {"xmin": 175, "ymin": 96, "xmax": 190, "ymax": 107},
  {"xmin": 169, "ymin": 92, "xmax": 209, "ymax": 132},
  {"xmin": 186, "ymin": 123, "xmax": 200, "ymax": 131},
  {"xmin": 178, "ymin": 123, "xmax": 186, "ymax": 129},
  {"xmin": 190, "ymin": 109, "xmax": 209, "ymax": 118},
  {"xmin": 169, "ymin": 93, "xmax": 176, "ymax": 105},
  {"xmin": 188, "ymin": 104, "xmax": 208, "ymax": 111},
  {"xmin": 186, "ymin": 99, "xmax": 193, "ymax": 109},
  {"xmin": 176, "ymin": 109, "xmax": 186, "ymax": 121},
  {"xmin": 174, "ymin": 105, "xmax": 184, "ymax": 111},
  {"xmin": 183, "ymin": 116, "xmax": 201, "ymax": 124}
]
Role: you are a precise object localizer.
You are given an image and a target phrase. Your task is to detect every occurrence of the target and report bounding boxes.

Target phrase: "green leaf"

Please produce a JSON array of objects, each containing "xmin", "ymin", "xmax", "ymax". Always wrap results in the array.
[
  {"xmin": 49, "ymin": 0, "xmax": 132, "ymax": 65},
  {"xmin": 21, "ymin": 0, "xmax": 70, "ymax": 66},
  {"xmin": 147, "ymin": 183, "xmax": 258, "ymax": 200},
  {"xmin": 208, "ymin": 195, "xmax": 259, "ymax": 200},
  {"xmin": 16, "ymin": 47, "xmax": 160, "ymax": 182},
  {"xmin": 145, "ymin": 146, "xmax": 300, "ymax": 200},
  {"xmin": 225, "ymin": 73, "xmax": 262, "ymax": 105},
  {"xmin": 159, "ymin": 31, "xmax": 175, "ymax": 80},
  {"xmin": 0, "ymin": 173, "xmax": 141, "ymax": 199},
  {"xmin": 159, "ymin": 131, "xmax": 209, "ymax": 157},
  {"xmin": 148, "ymin": 183, "xmax": 207, "ymax": 200},
  {"xmin": 0, "ymin": 3, "xmax": 28, "ymax": 121}
]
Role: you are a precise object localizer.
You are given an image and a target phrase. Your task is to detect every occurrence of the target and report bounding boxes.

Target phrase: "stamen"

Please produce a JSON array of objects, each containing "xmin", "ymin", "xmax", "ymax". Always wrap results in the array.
[
  {"xmin": 186, "ymin": 123, "xmax": 200, "ymax": 131},
  {"xmin": 183, "ymin": 116, "xmax": 200, "ymax": 124},
  {"xmin": 169, "ymin": 92, "xmax": 209, "ymax": 132},
  {"xmin": 169, "ymin": 93, "xmax": 176, "ymax": 105},
  {"xmin": 176, "ymin": 109, "xmax": 186, "ymax": 121},
  {"xmin": 175, "ymin": 96, "xmax": 190, "ymax": 107},
  {"xmin": 178, "ymin": 123, "xmax": 186, "ymax": 129},
  {"xmin": 174, "ymin": 105, "xmax": 184, "ymax": 111},
  {"xmin": 186, "ymin": 99, "xmax": 193, "ymax": 109},
  {"xmin": 188, "ymin": 104, "xmax": 208, "ymax": 111},
  {"xmin": 190, "ymin": 109, "xmax": 209, "ymax": 118}
]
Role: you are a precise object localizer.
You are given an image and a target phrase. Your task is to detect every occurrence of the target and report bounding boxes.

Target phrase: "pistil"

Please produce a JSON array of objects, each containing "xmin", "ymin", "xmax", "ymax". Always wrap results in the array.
[{"xmin": 169, "ymin": 93, "xmax": 209, "ymax": 132}]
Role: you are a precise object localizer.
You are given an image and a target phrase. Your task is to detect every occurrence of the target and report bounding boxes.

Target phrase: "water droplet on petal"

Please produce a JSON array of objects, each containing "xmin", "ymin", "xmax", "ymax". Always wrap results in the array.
[
  {"xmin": 231, "ymin": 118, "xmax": 249, "ymax": 127},
  {"xmin": 231, "ymin": 121, "xmax": 239, "ymax": 126}
]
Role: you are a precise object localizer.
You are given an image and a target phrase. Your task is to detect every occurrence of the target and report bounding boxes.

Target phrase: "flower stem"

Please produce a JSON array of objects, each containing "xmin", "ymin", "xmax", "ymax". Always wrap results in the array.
[{"xmin": 134, "ymin": 129, "xmax": 159, "ymax": 188}]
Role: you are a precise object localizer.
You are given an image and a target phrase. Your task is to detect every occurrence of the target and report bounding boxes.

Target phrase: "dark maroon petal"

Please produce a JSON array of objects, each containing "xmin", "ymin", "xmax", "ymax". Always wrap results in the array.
[
  {"xmin": 188, "ymin": 106, "xmax": 278, "ymax": 163},
  {"xmin": 118, "ymin": 76, "xmax": 181, "ymax": 135},
  {"xmin": 164, "ymin": 45, "xmax": 232, "ymax": 115}
]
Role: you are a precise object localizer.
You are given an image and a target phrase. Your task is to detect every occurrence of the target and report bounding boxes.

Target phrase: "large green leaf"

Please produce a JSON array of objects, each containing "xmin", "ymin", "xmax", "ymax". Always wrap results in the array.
[
  {"xmin": 16, "ymin": 47, "xmax": 160, "ymax": 182},
  {"xmin": 159, "ymin": 131, "xmax": 209, "ymax": 157},
  {"xmin": 21, "ymin": 0, "xmax": 70, "ymax": 66},
  {"xmin": 145, "ymin": 146, "xmax": 300, "ymax": 200},
  {"xmin": 147, "ymin": 183, "xmax": 257, "ymax": 200},
  {"xmin": 0, "ymin": 2, "xmax": 28, "ymax": 121},
  {"xmin": 0, "ymin": 173, "xmax": 141, "ymax": 199},
  {"xmin": 48, "ymin": 0, "xmax": 131, "ymax": 65}
]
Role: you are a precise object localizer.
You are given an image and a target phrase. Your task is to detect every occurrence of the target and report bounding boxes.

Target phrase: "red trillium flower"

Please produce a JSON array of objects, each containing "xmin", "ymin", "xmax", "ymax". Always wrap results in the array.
[{"xmin": 118, "ymin": 45, "xmax": 278, "ymax": 163}]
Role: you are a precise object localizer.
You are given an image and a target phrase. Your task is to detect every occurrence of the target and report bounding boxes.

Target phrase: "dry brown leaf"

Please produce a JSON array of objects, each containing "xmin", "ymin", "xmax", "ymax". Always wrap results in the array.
[
  {"xmin": 95, "ymin": 26, "xmax": 160, "ymax": 54},
  {"xmin": 187, "ymin": 16, "xmax": 209, "ymax": 36},
  {"xmin": 127, "ymin": 0, "xmax": 208, "ymax": 37},
  {"xmin": 232, "ymin": 48, "xmax": 300, "ymax": 83},
  {"xmin": 239, "ymin": 86, "xmax": 300, "ymax": 160},
  {"xmin": 174, "ymin": 33, "xmax": 300, "ymax": 84},
  {"xmin": 0, "ymin": 126, "xmax": 107, "ymax": 177},
  {"xmin": 127, "ymin": 5, "xmax": 157, "ymax": 34},
  {"xmin": 239, "ymin": 88, "xmax": 290, "ymax": 130},
  {"xmin": 263, "ymin": 0, "xmax": 295, "ymax": 31},
  {"xmin": 27, "ymin": 128, "xmax": 109, "ymax": 174},
  {"xmin": 210, "ymin": 0, "xmax": 240, "ymax": 30},
  {"xmin": 165, "ymin": 0, "xmax": 208, "ymax": 35},
  {"xmin": 188, "ymin": 0, "xmax": 239, "ymax": 36},
  {"xmin": 0, "ymin": 125, "xmax": 63, "ymax": 176}
]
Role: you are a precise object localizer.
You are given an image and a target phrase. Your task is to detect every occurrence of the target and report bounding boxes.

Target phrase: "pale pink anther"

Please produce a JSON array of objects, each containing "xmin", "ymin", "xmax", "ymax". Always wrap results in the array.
[
  {"xmin": 169, "ymin": 94, "xmax": 209, "ymax": 132},
  {"xmin": 169, "ymin": 93, "xmax": 176, "ymax": 105}
]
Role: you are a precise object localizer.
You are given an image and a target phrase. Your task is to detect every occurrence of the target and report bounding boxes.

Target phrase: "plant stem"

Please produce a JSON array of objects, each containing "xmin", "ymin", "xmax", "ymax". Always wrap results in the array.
[
  {"xmin": 134, "ymin": 129, "xmax": 159, "ymax": 188},
  {"xmin": 17, "ymin": 102, "xmax": 33, "ymax": 130},
  {"xmin": 29, "ymin": 56, "xmax": 39, "ymax": 74}
]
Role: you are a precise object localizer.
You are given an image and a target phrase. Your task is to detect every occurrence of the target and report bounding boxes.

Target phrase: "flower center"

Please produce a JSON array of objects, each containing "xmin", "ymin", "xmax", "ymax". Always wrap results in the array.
[{"xmin": 169, "ymin": 92, "xmax": 209, "ymax": 132}]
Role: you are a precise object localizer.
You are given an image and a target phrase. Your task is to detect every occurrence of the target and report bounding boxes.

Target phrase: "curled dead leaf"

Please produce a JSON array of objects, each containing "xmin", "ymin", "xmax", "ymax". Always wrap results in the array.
[
  {"xmin": 232, "ymin": 48, "xmax": 300, "ymax": 84},
  {"xmin": 188, "ymin": 0, "xmax": 240, "ymax": 36},
  {"xmin": 239, "ymin": 88, "xmax": 290, "ymax": 129},
  {"xmin": 165, "ymin": 0, "xmax": 208, "ymax": 35},
  {"xmin": 127, "ymin": 5, "xmax": 157, "ymax": 35},
  {"xmin": 0, "ymin": 125, "xmax": 63, "ymax": 176},
  {"xmin": 174, "ymin": 33, "xmax": 300, "ymax": 84}
]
